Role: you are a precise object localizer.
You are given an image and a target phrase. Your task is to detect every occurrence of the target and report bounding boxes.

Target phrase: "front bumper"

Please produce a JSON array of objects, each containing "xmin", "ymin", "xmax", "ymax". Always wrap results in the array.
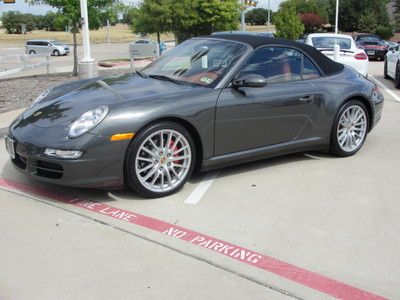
[{"xmin": 6, "ymin": 133, "xmax": 130, "ymax": 189}]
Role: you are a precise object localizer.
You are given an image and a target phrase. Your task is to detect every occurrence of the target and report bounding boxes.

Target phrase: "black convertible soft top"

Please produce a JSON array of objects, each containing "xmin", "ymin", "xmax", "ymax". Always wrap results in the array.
[{"xmin": 209, "ymin": 34, "xmax": 344, "ymax": 76}]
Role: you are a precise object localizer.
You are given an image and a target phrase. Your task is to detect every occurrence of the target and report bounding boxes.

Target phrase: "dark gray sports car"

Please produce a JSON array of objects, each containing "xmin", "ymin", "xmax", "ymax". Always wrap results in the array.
[{"xmin": 6, "ymin": 34, "xmax": 384, "ymax": 197}]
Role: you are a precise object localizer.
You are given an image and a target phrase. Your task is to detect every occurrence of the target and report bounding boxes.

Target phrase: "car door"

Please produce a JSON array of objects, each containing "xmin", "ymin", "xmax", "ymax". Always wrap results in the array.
[
  {"xmin": 386, "ymin": 46, "xmax": 397, "ymax": 76},
  {"xmin": 215, "ymin": 46, "xmax": 320, "ymax": 155}
]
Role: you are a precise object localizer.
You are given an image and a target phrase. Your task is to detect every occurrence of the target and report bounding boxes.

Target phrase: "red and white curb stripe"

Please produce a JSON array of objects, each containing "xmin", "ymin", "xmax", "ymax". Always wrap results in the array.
[{"xmin": 0, "ymin": 178, "xmax": 386, "ymax": 300}]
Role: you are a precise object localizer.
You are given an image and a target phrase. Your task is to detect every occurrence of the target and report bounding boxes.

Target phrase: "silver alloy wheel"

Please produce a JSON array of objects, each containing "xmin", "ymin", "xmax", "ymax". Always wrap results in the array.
[
  {"xmin": 135, "ymin": 129, "xmax": 192, "ymax": 193},
  {"xmin": 337, "ymin": 105, "xmax": 367, "ymax": 152}
]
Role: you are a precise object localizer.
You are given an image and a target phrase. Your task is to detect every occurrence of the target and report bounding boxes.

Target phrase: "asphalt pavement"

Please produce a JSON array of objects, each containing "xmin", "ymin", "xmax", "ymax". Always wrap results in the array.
[{"xmin": 0, "ymin": 61, "xmax": 399, "ymax": 299}]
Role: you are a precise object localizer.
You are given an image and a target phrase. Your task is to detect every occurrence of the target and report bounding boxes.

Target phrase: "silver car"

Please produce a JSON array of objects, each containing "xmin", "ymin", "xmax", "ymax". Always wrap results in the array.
[{"xmin": 26, "ymin": 39, "xmax": 70, "ymax": 56}]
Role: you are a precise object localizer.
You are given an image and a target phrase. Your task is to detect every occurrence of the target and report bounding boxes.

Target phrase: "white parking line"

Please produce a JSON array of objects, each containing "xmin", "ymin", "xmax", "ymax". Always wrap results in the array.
[
  {"xmin": 369, "ymin": 75, "xmax": 400, "ymax": 103},
  {"xmin": 184, "ymin": 171, "xmax": 220, "ymax": 204}
]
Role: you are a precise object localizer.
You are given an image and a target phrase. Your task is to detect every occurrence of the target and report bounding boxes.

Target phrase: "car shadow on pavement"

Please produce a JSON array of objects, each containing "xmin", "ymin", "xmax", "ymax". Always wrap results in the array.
[
  {"xmin": 214, "ymin": 152, "xmax": 322, "ymax": 180},
  {"xmin": 1, "ymin": 151, "xmax": 335, "ymax": 203}
]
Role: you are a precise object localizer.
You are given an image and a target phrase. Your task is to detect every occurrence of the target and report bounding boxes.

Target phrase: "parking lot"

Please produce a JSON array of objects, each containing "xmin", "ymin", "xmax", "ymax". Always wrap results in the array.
[
  {"xmin": 0, "ymin": 61, "xmax": 399, "ymax": 299},
  {"xmin": 0, "ymin": 42, "xmax": 174, "ymax": 76}
]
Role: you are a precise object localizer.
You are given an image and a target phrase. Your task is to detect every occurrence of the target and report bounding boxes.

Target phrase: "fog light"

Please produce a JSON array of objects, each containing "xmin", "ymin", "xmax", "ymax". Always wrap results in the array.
[{"xmin": 45, "ymin": 148, "xmax": 83, "ymax": 159}]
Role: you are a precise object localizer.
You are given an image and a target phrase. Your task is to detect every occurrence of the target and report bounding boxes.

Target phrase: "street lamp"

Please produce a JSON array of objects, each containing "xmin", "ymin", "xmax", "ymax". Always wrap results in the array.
[
  {"xmin": 78, "ymin": 0, "xmax": 97, "ymax": 79},
  {"xmin": 335, "ymin": 0, "xmax": 339, "ymax": 34}
]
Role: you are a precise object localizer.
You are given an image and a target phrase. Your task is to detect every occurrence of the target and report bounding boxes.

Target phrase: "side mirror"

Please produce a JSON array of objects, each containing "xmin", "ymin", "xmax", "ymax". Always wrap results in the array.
[{"xmin": 232, "ymin": 74, "xmax": 267, "ymax": 88}]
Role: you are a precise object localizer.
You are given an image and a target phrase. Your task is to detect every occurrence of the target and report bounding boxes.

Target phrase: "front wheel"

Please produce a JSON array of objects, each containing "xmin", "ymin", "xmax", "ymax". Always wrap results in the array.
[
  {"xmin": 384, "ymin": 59, "xmax": 389, "ymax": 79},
  {"xmin": 53, "ymin": 50, "xmax": 60, "ymax": 56},
  {"xmin": 330, "ymin": 100, "xmax": 369, "ymax": 157},
  {"xmin": 124, "ymin": 122, "xmax": 196, "ymax": 198}
]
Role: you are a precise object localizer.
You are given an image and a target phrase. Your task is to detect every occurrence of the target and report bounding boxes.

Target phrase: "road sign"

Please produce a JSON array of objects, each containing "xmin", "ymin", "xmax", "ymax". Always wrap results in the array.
[
  {"xmin": 3, "ymin": 0, "xmax": 16, "ymax": 3},
  {"xmin": 129, "ymin": 42, "xmax": 160, "ymax": 58}
]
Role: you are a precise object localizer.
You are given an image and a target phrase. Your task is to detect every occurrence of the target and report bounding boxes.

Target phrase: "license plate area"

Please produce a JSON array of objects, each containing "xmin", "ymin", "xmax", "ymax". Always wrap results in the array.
[
  {"xmin": 5, "ymin": 136, "xmax": 16, "ymax": 159},
  {"xmin": 367, "ymin": 51, "xmax": 375, "ymax": 55}
]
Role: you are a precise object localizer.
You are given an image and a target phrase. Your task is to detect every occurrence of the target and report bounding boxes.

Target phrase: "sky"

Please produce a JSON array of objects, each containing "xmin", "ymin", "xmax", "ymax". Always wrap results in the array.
[{"xmin": 0, "ymin": 0, "xmax": 283, "ymax": 16}]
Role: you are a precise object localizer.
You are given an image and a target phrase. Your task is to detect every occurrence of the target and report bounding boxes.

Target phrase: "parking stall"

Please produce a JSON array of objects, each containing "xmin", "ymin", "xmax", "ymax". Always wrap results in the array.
[{"xmin": 0, "ymin": 61, "xmax": 399, "ymax": 299}]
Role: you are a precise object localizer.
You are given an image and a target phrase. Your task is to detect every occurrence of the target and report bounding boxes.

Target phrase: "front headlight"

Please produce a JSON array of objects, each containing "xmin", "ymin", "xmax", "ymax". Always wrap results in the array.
[
  {"xmin": 30, "ymin": 87, "xmax": 53, "ymax": 107},
  {"xmin": 68, "ymin": 105, "xmax": 109, "ymax": 138}
]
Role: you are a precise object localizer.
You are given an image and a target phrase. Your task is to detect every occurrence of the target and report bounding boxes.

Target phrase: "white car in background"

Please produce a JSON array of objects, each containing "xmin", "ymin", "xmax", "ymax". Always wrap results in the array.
[
  {"xmin": 384, "ymin": 44, "xmax": 400, "ymax": 88},
  {"xmin": 305, "ymin": 33, "xmax": 368, "ymax": 77}
]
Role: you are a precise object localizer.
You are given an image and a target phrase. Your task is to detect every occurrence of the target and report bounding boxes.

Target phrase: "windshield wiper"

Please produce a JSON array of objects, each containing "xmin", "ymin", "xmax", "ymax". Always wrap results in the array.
[
  {"xmin": 148, "ymin": 74, "xmax": 181, "ymax": 85},
  {"xmin": 135, "ymin": 70, "xmax": 147, "ymax": 78}
]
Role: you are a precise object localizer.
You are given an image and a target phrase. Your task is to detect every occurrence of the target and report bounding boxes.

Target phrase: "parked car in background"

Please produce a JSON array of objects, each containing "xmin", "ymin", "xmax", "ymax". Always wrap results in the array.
[
  {"xmin": 295, "ymin": 34, "xmax": 309, "ymax": 44},
  {"xmin": 385, "ymin": 41, "xmax": 398, "ymax": 49},
  {"xmin": 305, "ymin": 33, "xmax": 368, "ymax": 77},
  {"xmin": 211, "ymin": 31, "xmax": 275, "ymax": 37},
  {"xmin": 132, "ymin": 39, "xmax": 167, "ymax": 54},
  {"xmin": 354, "ymin": 34, "xmax": 381, "ymax": 44},
  {"xmin": 384, "ymin": 43, "xmax": 400, "ymax": 88},
  {"xmin": 26, "ymin": 39, "xmax": 69, "ymax": 56},
  {"xmin": 252, "ymin": 32, "xmax": 275, "ymax": 37},
  {"xmin": 356, "ymin": 40, "xmax": 388, "ymax": 60}
]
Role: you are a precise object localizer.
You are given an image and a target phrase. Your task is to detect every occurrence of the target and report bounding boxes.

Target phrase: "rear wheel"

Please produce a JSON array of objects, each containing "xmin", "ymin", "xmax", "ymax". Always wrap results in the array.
[
  {"xmin": 330, "ymin": 100, "xmax": 369, "ymax": 157},
  {"xmin": 29, "ymin": 50, "xmax": 36, "ymax": 55},
  {"xmin": 395, "ymin": 63, "xmax": 400, "ymax": 89},
  {"xmin": 384, "ymin": 58, "xmax": 389, "ymax": 79},
  {"xmin": 124, "ymin": 122, "xmax": 196, "ymax": 198}
]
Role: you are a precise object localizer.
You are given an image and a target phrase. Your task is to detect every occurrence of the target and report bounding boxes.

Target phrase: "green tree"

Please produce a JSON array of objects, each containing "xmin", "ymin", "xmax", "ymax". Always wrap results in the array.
[
  {"xmin": 0, "ymin": 11, "xmax": 37, "ymax": 34},
  {"xmin": 296, "ymin": 0, "xmax": 329, "ymax": 22},
  {"xmin": 274, "ymin": 0, "xmax": 304, "ymax": 39},
  {"xmin": 245, "ymin": 8, "xmax": 272, "ymax": 25},
  {"xmin": 357, "ymin": 11, "xmax": 378, "ymax": 33},
  {"xmin": 121, "ymin": 6, "xmax": 138, "ymax": 25},
  {"xmin": 330, "ymin": 0, "xmax": 390, "ymax": 32},
  {"xmin": 375, "ymin": 25, "xmax": 393, "ymax": 39},
  {"xmin": 133, "ymin": 0, "xmax": 239, "ymax": 44},
  {"xmin": 133, "ymin": 0, "xmax": 173, "ymax": 43},
  {"xmin": 28, "ymin": 0, "xmax": 116, "ymax": 76},
  {"xmin": 36, "ymin": 11, "xmax": 65, "ymax": 31}
]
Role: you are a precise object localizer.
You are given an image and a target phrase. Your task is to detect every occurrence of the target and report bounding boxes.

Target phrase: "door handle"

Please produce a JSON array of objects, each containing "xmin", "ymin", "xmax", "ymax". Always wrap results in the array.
[{"xmin": 299, "ymin": 95, "xmax": 315, "ymax": 103}]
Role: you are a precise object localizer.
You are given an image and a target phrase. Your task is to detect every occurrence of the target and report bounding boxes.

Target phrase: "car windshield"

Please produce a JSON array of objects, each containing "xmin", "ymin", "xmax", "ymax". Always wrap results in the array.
[
  {"xmin": 311, "ymin": 37, "xmax": 352, "ymax": 50},
  {"xmin": 358, "ymin": 36, "xmax": 379, "ymax": 42},
  {"xmin": 51, "ymin": 41, "xmax": 64, "ymax": 46},
  {"xmin": 142, "ymin": 38, "xmax": 247, "ymax": 86}
]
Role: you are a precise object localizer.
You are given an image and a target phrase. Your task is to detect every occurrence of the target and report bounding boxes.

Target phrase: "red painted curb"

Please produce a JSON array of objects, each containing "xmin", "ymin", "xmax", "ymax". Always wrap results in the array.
[{"xmin": 0, "ymin": 178, "xmax": 387, "ymax": 300}]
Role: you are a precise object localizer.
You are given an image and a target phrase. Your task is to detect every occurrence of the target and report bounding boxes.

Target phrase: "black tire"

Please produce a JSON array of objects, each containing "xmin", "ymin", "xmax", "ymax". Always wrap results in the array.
[
  {"xmin": 53, "ymin": 50, "xmax": 60, "ymax": 56},
  {"xmin": 384, "ymin": 58, "xmax": 389, "ymax": 79},
  {"xmin": 124, "ymin": 122, "xmax": 196, "ymax": 198},
  {"xmin": 330, "ymin": 100, "xmax": 369, "ymax": 157},
  {"xmin": 29, "ymin": 50, "xmax": 36, "ymax": 55},
  {"xmin": 395, "ymin": 63, "xmax": 400, "ymax": 89}
]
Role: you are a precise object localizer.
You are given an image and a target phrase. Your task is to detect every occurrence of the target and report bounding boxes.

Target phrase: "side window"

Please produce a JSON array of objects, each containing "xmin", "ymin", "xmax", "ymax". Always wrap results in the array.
[
  {"xmin": 303, "ymin": 56, "xmax": 321, "ymax": 80},
  {"xmin": 239, "ymin": 47, "xmax": 302, "ymax": 83}
]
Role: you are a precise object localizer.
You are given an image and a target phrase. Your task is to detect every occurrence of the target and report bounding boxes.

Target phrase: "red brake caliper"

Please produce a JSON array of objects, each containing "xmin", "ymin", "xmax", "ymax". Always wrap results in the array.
[{"xmin": 169, "ymin": 139, "xmax": 182, "ymax": 165}]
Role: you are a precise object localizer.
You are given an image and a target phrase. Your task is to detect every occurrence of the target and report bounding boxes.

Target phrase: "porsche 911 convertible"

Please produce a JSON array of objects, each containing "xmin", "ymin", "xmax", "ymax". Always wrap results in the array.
[{"xmin": 6, "ymin": 34, "xmax": 384, "ymax": 197}]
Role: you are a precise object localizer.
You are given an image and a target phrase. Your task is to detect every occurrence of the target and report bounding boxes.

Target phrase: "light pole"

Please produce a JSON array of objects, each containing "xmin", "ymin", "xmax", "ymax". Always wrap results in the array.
[
  {"xmin": 335, "ymin": 0, "xmax": 339, "ymax": 34},
  {"xmin": 267, "ymin": 0, "xmax": 271, "ymax": 30},
  {"xmin": 78, "ymin": 0, "xmax": 97, "ymax": 78},
  {"xmin": 241, "ymin": 0, "xmax": 246, "ymax": 31}
]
